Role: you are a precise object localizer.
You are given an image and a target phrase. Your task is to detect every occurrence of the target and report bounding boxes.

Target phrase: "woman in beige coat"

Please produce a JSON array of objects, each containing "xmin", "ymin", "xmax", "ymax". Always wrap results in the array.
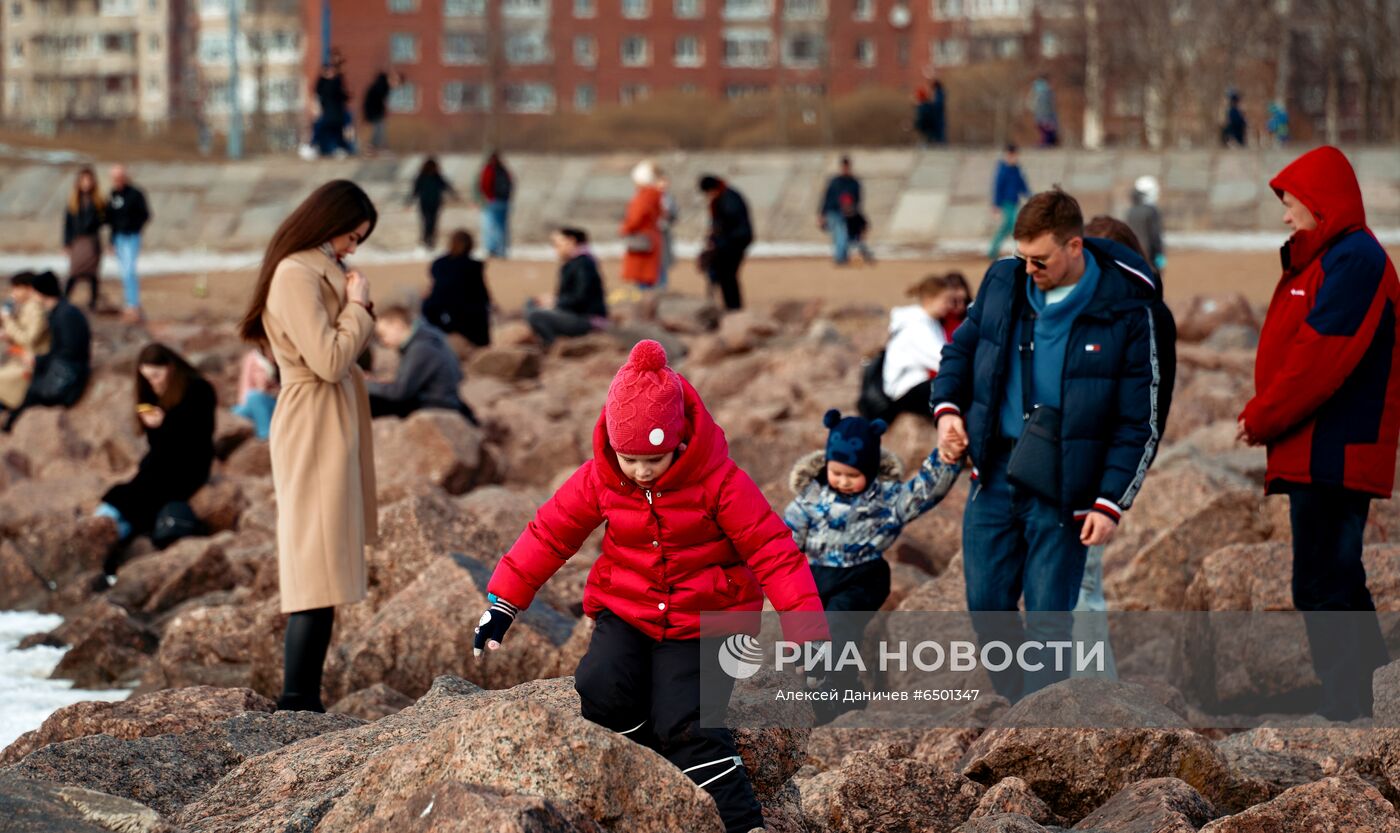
[
  {"xmin": 0, "ymin": 272, "xmax": 52, "ymax": 408},
  {"xmin": 239, "ymin": 179, "xmax": 378, "ymax": 712}
]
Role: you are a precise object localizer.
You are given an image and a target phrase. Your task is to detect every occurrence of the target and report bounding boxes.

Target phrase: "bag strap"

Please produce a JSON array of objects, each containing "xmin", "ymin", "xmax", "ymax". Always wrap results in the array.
[{"xmin": 1018, "ymin": 302, "xmax": 1037, "ymax": 423}]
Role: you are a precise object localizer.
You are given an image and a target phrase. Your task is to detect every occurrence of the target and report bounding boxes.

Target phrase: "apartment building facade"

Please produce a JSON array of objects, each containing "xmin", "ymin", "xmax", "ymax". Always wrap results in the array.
[
  {"xmin": 193, "ymin": 0, "xmax": 305, "ymax": 147},
  {"xmin": 2, "ymin": 0, "xmax": 183, "ymax": 128}
]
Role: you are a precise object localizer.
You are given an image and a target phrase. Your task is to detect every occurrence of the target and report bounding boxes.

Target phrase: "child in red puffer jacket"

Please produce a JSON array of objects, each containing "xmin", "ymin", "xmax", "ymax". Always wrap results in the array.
[{"xmin": 473, "ymin": 339, "xmax": 827, "ymax": 833}]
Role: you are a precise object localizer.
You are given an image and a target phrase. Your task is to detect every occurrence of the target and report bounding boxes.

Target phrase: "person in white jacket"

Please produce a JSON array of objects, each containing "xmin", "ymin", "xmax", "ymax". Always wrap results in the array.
[{"xmin": 880, "ymin": 273, "xmax": 969, "ymax": 417}]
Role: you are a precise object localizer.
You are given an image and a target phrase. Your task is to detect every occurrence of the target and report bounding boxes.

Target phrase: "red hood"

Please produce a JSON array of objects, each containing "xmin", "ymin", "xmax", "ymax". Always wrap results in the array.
[
  {"xmin": 1269, "ymin": 145, "xmax": 1368, "ymax": 272},
  {"xmin": 592, "ymin": 374, "xmax": 729, "ymax": 493}
]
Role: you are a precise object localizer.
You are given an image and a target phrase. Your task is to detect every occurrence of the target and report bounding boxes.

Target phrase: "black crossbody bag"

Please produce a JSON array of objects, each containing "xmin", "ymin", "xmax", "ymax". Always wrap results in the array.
[{"xmin": 1005, "ymin": 304, "xmax": 1063, "ymax": 503}]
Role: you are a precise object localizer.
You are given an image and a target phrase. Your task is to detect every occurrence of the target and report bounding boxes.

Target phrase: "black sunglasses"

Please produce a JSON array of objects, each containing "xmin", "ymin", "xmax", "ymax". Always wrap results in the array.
[{"xmin": 1014, "ymin": 252, "xmax": 1051, "ymax": 271}]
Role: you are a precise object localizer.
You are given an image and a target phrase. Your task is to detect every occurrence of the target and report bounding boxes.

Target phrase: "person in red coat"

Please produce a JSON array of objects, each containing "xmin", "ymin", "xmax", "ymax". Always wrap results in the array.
[
  {"xmin": 1239, "ymin": 145, "xmax": 1399, "ymax": 721},
  {"xmin": 474, "ymin": 339, "xmax": 826, "ymax": 833},
  {"xmin": 618, "ymin": 160, "xmax": 664, "ymax": 301}
]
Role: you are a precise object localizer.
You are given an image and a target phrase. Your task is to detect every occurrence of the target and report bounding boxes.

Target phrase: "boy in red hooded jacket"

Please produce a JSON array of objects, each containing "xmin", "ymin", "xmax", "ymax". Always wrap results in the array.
[
  {"xmin": 1239, "ymin": 145, "xmax": 1399, "ymax": 721},
  {"xmin": 474, "ymin": 340, "xmax": 827, "ymax": 833}
]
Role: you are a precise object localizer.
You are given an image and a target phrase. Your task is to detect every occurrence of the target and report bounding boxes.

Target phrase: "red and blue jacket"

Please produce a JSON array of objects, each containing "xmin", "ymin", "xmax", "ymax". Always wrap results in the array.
[{"xmin": 1240, "ymin": 146, "xmax": 1400, "ymax": 498}]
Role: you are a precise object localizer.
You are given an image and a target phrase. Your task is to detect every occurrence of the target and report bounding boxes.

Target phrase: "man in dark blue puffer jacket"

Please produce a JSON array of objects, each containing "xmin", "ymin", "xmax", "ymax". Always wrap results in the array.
[{"xmin": 931, "ymin": 188, "xmax": 1175, "ymax": 701}]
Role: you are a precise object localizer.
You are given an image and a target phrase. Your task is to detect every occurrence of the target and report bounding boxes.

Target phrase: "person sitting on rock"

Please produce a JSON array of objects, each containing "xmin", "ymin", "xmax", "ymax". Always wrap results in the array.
[
  {"xmin": 366, "ymin": 305, "xmax": 476, "ymax": 424},
  {"xmin": 472, "ymin": 340, "xmax": 828, "ymax": 833},
  {"xmin": 2, "ymin": 271, "xmax": 91, "ymax": 433},
  {"xmin": 422, "ymin": 229, "xmax": 491, "ymax": 348},
  {"xmin": 231, "ymin": 348, "xmax": 279, "ymax": 441},
  {"xmin": 0, "ymin": 272, "xmax": 51, "ymax": 412},
  {"xmin": 94, "ymin": 343, "xmax": 217, "ymax": 589},
  {"xmin": 526, "ymin": 227, "xmax": 608, "ymax": 347},
  {"xmin": 784, "ymin": 410, "xmax": 961, "ymax": 722}
]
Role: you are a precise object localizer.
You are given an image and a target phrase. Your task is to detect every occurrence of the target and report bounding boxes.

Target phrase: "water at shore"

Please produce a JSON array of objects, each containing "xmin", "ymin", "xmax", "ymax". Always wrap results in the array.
[{"xmin": 0, "ymin": 610, "xmax": 129, "ymax": 750}]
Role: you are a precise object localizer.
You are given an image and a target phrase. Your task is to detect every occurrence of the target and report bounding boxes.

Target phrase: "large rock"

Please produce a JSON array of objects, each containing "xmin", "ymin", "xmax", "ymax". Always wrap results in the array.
[
  {"xmin": 107, "ymin": 534, "xmax": 238, "ymax": 615},
  {"xmin": 1377, "ymin": 659, "xmax": 1400, "ymax": 726},
  {"xmin": 2, "ymin": 710, "xmax": 360, "ymax": 817},
  {"xmin": 955, "ymin": 816, "xmax": 1051, "ymax": 833},
  {"xmin": 656, "ymin": 295, "xmax": 721, "ymax": 335},
  {"xmin": 221, "ymin": 438, "xmax": 271, "ymax": 478},
  {"xmin": 1198, "ymin": 774, "xmax": 1400, "ymax": 833},
  {"xmin": 717, "ymin": 310, "xmax": 781, "ymax": 354},
  {"xmin": 329, "ymin": 684, "xmax": 415, "ymax": 721},
  {"xmin": 959, "ymin": 680, "xmax": 1233, "ymax": 822},
  {"xmin": 324, "ymin": 781, "xmax": 604, "ymax": 833},
  {"xmin": 189, "ymin": 479, "xmax": 248, "ymax": 533},
  {"xmin": 372, "ymin": 409, "xmax": 500, "ymax": 503},
  {"xmin": 1215, "ymin": 725, "xmax": 1398, "ymax": 805},
  {"xmin": 46, "ymin": 598, "xmax": 157, "ymax": 688},
  {"xmin": 800, "ymin": 746, "xmax": 985, "ymax": 833},
  {"xmin": 1108, "ymin": 489, "xmax": 1272, "ymax": 611},
  {"xmin": 1072, "ymin": 778, "xmax": 1217, "ymax": 833},
  {"xmin": 1, "ymin": 686, "xmax": 272, "ymax": 766},
  {"xmin": 143, "ymin": 602, "xmax": 267, "ymax": 691},
  {"xmin": 0, "ymin": 516, "xmax": 120, "ymax": 610},
  {"xmin": 1214, "ymin": 742, "xmax": 1324, "ymax": 811},
  {"xmin": 469, "ymin": 346, "xmax": 543, "ymax": 380},
  {"xmin": 972, "ymin": 777, "xmax": 1060, "ymax": 825},
  {"xmin": 1174, "ymin": 295, "xmax": 1258, "ymax": 343},
  {"xmin": 323, "ymin": 553, "xmax": 580, "ymax": 702},
  {"xmin": 0, "ymin": 774, "xmax": 173, "ymax": 833},
  {"xmin": 316, "ymin": 699, "xmax": 724, "ymax": 833}
]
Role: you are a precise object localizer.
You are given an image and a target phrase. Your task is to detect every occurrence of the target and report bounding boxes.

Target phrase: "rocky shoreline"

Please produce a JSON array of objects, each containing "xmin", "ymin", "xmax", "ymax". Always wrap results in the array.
[{"xmin": 3, "ymin": 292, "xmax": 1400, "ymax": 832}]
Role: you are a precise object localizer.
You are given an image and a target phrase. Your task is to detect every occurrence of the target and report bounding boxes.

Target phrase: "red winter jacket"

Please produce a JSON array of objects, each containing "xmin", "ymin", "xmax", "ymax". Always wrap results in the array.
[
  {"xmin": 1240, "ymin": 146, "xmax": 1400, "ymax": 498},
  {"xmin": 488, "ymin": 376, "xmax": 828, "ymax": 643}
]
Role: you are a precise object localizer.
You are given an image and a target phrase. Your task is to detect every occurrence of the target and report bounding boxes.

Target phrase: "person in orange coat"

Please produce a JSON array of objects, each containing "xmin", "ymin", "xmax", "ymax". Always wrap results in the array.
[{"xmin": 618, "ymin": 160, "xmax": 664, "ymax": 303}]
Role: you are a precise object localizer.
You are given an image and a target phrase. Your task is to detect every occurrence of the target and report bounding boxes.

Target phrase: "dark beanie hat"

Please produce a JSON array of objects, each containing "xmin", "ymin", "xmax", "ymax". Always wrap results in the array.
[
  {"xmin": 31, "ymin": 271, "xmax": 61, "ymax": 298},
  {"xmin": 823, "ymin": 409, "xmax": 887, "ymax": 482}
]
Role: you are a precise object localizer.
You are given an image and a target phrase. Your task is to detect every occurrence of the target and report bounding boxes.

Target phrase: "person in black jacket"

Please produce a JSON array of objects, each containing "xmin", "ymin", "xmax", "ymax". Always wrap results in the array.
[
  {"xmin": 3, "ymin": 271, "xmax": 90, "ymax": 433},
  {"xmin": 422, "ymin": 229, "xmax": 490, "ymax": 346},
  {"xmin": 526, "ymin": 228, "xmax": 608, "ymax": 346},
  {"xmin": 362, "ymin": 70, "xmax": 402, "ymax": 154},
  {"xmin": 408, "ymin": 157, "xmax": 459, "ymax": 250},
  {"xmin": 92, "ymin": 343, "xmax": 216, "ymax": 588},
  {"xmin": 931, "ymin": 189, "xmax": 1173, "ymax": 701},
  {"xmin": 313, "ymin": 57, "xmax": 351, "ymax": 157},
  {"xmin": 107, "ymin": 165, "xmax": 152, "ymax": 323},
  {"xmin": 367, "ymin": 305, "xmax": 476, "ymax": 423},
  {"xmin": 64, "ymin": 167, "xmax": 105, "ymax": 311},
  {"xmin": 698, "ymin": 174, "xmax": 753, "ymax": 311}
]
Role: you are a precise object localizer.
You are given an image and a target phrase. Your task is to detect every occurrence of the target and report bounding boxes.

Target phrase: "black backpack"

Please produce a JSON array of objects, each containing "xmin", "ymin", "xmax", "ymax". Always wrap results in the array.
[
  {"xmin": 857, "ymin": 351, "xmax": 893, "ymax": 420},
  {"xmin": 151, "ymin": 501, "xmax": 206, "ymax": 550}
]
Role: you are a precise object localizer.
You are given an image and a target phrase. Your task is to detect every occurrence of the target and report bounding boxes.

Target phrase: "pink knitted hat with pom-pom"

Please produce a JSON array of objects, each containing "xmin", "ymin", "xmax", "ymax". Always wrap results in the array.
[{"xmin": 606, "ymin": 340, "xmax": 685, "ymax": 455}]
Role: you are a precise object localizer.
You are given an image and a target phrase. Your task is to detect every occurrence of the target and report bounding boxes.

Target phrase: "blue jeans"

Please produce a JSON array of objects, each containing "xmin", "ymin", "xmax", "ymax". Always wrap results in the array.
[
  {"xmin": 232, "ymin": 391, "xmax": 277, "ymax": 440},
  {"xmin": 825, "ymin": 210, "xmax": 850, "ymax": 264},
  {"xmin": 113, "ymin": 232, "xmax": 141, "ymax": 309},
  {"xmin": 963, "ymin": 452, "xmax": 1089, "ymax": 700},
  {"xmin": 988, "ymin": 202, "xmax": 1018, "ymax": 259},
  {"xmin": 657, "ymin": 231, "xmax": 673, "ymax": 291},
  {"xmin": 482, "ymin": 200, "xmax": 510, "ymax": 257}
]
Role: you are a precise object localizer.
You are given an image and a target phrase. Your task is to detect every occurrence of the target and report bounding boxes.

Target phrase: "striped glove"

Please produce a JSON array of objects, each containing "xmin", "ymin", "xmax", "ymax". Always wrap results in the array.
[{"xmin": 473, "ymin": 593, "xmax": 519, "ymax": 657}]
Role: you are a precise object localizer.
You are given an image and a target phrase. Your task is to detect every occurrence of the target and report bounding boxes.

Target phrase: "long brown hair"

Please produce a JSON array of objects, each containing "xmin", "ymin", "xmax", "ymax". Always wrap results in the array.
[
  {"xmin": 135, "ymin": 343, "xmax": 202, "ymax": 429},
  {"xmin": 68, "ymin": 166, "xmax": 105, "ymax": 215},
  {"xmin": 239, "ymin": 180, "xmax": 378, "ymax": 344}
]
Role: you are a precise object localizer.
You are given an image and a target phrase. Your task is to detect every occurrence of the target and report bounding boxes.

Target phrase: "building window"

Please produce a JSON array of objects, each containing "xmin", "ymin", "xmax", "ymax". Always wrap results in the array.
[
  {"xmin": 855, "ymin": 38, "xmax": 875, "ymax": 66},
  {"xmin": 854, "ymin": 0, "xmax": 873, "ymax": 19},
  {"xmin": 388, "ymin": 83, "xmax": 418, "ymax": 113},
  {"xmin": 674, "ymin": 0, "xmax": 702, "ymax": 17},
  {"xmin": 504, "ymin": 82, "xmax": 555, "ymax": 113},
  {"xmin": 388, "ymin": 0, "xmax": 418, "ymax": 12},
  {"xmin": 10, "ymin": 2, "xmax": 21, "ymax": 20},
  {"xmin": 9, "ymin": 40, "xmax": 23, "ymax": 65},
  {"xmin": 932, "ymin": 0, "xmax": 962, "ymax": 17},
  {"xmin": 722, "ymin": 0, "xmax": 769, "ymax": 20},
  {"xmin": 723, "ymin": 28, "xmax": 770, "ymax": 66},
  {"xmin": 931, "ymin": 37, "xmax": 966, "ymax": 66},
  {"xmin": 575, "ymin": 84, "xmax": 596, "ymax": 111},
  {"xmin": 574, "ymin": 0, "xmax": 596, "ymax": 15},
  {"xmin": 1039, "ymin": 31, "xmax": 1059, "ymax": 59},
  {"xmin": 503, "ymin": 0, "xmax": 546, "ymax": 17},
  {"xmin": 444, "ymin": 0, "xmax": 486, "ymax": 15},
  {"xmin": 505, "ymin": 32, "xmax": 550, "ymax": 64},
  {"xmin": 100, "ymin": 0, "xmax": 135, "ymax": 14},
  {"xmin": 621, "ymin": 35, "xmax": 650, "ymax": 67},
  {"xmin": 783, "ymin": 0, "xmax": 821, "ymax": 18},
  {"xmin": 620, "ymin": 84, "xmax": 649, "ymax": 104},
  {"xmin": 674, "ymin": 35, "xmax": 702, "ymax": 67},
  {"xmin": 442, "ymin": 81, "xmax": 490, "ymax": 112},
  {"xmin": 995, "ymin": 36, "xmax": 1020, "ymax": 59},
  {"xmin": 148, "ymin": 33, "xmax": 162, "ymax": 52},
  {"xmin": 622, "ymin": 0, "xmax": 649, "ymax": 17},
  {"xmin": 390, "ymin": 33, "xmax": 419, "ymax": 63},
  {"xmin": 782, "ymin": 32, "xmax": 821, "ymax": 67},
  {"xmin": 725, "ymin": 83, "xmax": 767, "ymax": 99},
  {"xmin": 198, "ymin": 0, "xmax": 247, "ymax": 15},
  {"xmin": 574, "ymin": 35, "xmax": 597, "ymax": 67},
  {"xmin": 442, "ymin": 33, "xmax": 486, "ymax": 64}
]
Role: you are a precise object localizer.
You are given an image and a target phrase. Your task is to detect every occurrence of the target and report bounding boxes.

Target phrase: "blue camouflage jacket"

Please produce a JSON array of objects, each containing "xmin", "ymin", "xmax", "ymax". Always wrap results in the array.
[{"xmin": 784, "ymin": 448, "xmax": 962, "ymax": 569}]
